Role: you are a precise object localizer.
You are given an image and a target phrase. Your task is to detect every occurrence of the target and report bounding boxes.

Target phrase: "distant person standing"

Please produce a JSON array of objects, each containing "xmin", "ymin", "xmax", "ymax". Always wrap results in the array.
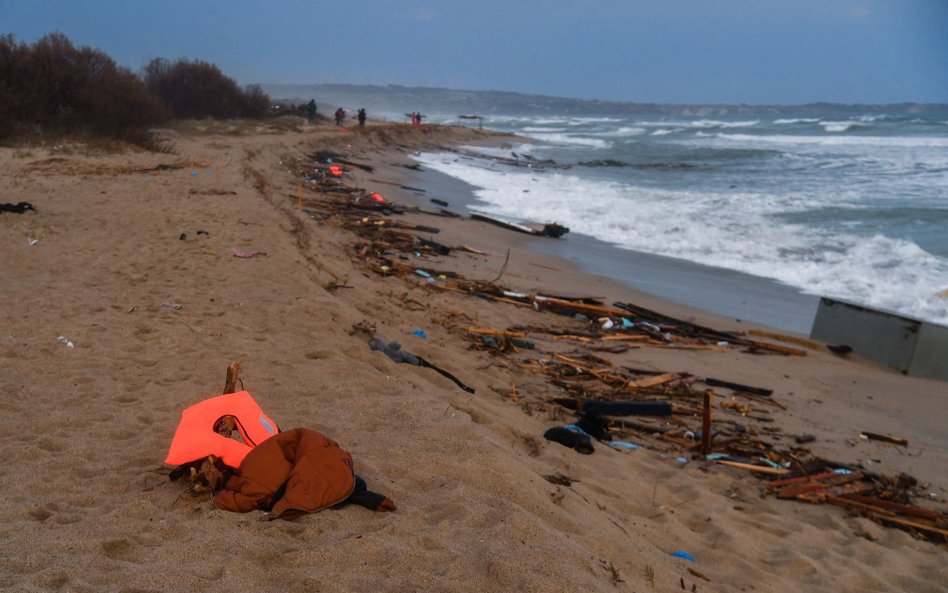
[
  {"xmin": 334, "ymin": 107, "xmax": 346, "ymax": 126},
  {"xmin": 357, "ymin": 108, "xmax": 366, "ymax": 128},
  {"xmin": 306, "ymin": 99, "xmax": 317, "ymax": 120}
]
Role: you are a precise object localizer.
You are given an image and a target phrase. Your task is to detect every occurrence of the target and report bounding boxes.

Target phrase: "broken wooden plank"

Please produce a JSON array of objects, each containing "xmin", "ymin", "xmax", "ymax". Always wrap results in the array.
[
  {"xmin": 702, "ymin": 377, "xmax": 773, "ymax": 397},
  {"xmin": 715, "ymin": 460, "xmax": 789, "ymax": 475},
  {"xmin": 823, "ymin": 495, "xmax": 895, "ymax": 517},
  {"xmin": 777, "ymin": 471, "xmax": 863, "ymax": 499},
  {"xmin": 796, "ymin": 481, "xmax": 874, "ymax": 503},
  {"xmin": 580, "ymin": 400, "xmax": 673, "ymax": 417},
  {"xmin": 860, "ymin": 431, "xmax": 908, "ymax": 446},
  {"xmin": 701, "ymin": 390, "xmax": 713, "ymax": 456},
  {"xmin": 467, "ymin": 326, "xmax": 527, "ymax": 338},
  {"xmin": 534, "ymin": 296, "xmax": 629, "ymax": 318},
  {"xmin": 767, "ymin": 471, "xmax": 840, "ymax": 489},
  {"xmin": 746, "ymin": 340, "xmax": 808, "ymax": 356},
  {"xmin": 875, "ymin": 516, "xmax": 948, "ymax": 541},
  {"xmin": 749, "ymin": 329, "xmax": 824, "ymax": 351},
  {"xmin": 627, "ymin": 372, "xmax": 679, "ymax": 389},
  {"xmin": 839, "ymin": 495, "xmax": 948, "ymax": 522},
  {"xmin": 599, "ymin": 335, "xmax": 652, "ymax": 342}
]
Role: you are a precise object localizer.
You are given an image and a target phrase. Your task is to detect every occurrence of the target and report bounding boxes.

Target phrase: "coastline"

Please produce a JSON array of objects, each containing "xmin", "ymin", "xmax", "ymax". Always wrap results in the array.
[
  {"xmin": 405, "ymin": 163, "xmax": 821, "ymax": 334},
  {"xmin": 1, "ymin": 119, "xmax": 945, "ymax": 593}
]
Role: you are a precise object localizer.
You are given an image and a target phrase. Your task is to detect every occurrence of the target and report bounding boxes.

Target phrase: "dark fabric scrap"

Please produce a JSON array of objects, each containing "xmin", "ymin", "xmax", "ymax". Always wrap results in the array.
[{"xmin": 544, "ymin": 426, "xmax": 594, "ymax": 454}]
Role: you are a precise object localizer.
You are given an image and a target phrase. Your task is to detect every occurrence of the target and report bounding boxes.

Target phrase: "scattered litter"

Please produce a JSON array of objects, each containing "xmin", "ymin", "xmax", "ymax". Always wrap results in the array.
[
  {"xmin": 860, "ymin": 431, "xmax": 908, "ymax": 446},
  {"xmin": 230, "ymin": 248, "xmax": 268, "ymax": 258},
  {"xmin": 179, "ymin": 233, "xmax": 188, "ymax": 241},
  {"xmin": 162, "ymin": 303, "xmax": 183, "ymax": 311},
  {"xmin": 57, "ymin": 335, "xmax": 75, "ymax": 348},
  {"xmin": 545, "ymin": 425, "xmax": 594, "ymax": 454},
  {"xmin": 676, "ymin": 456, "xmax": 689, "ymax": 464},
  {"xmin": 671, "ymin": 551, "xmax": 696, "ymax": 563},
  {"xmin": 0, "ymin": 201, "xmax": 36, "ymax": 214},
  {"xmin": 368, "ymin": 336, "xmax": 474, "ymax": 393},
  {"xmin": 197, "ymin": 230, "xmax": 210, "ymax": 236},
  {"xmin": 412, "ymin": 329, "xmax": 428, "ymax": 339},
  {"xmin": 27, "ymin": 236, "xmax": 39, "ymax": 246},
  {"xmin": 281, "ymin": 143, "xmax": 947, "ymax": 546}
]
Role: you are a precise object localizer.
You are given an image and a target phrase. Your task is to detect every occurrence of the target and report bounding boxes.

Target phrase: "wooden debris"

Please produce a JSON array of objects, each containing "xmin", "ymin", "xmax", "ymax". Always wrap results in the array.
[
  {"xmin": 467, "ymin": 326, "xmax": 526, "ymax": 338},
  {"xmin": 701, "ymin": 390, "xmax": 713, "ymax": 456},
  {"xmin": 628, "ymin": 372, "xmax": 679, "ymax": 389},
  {"xmin": 860, "ymin": 431, "xmax": 908, "ymax": 446},
  {"xmin": 745, "ymin": 340, "xmax": 808, "ymax": 357},
  {"xmin": 702, "ymin": 377, "xmax": 773, "ymax": 397},
  {"xmin": 749, "ymin": 329, "xmax": 824, "ymax": 351},
  {"xmin": 715, "ymin": 460, "xmax": 789, "ymax": 475},
  {"xmin": 281, "ymin": 148, "xmax": 948, "ymax": 547}
]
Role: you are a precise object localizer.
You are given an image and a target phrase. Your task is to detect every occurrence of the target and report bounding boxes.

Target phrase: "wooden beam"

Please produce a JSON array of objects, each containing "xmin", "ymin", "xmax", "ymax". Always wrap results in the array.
[
  {"xmin": 715, "ymin": 460, "xmax": 789, "ymax": 475},
  {"xmin": 701, "ymin": 389, "xmax": 713, "ymax": 456},
  {"xmin": 467, "ymin": 326, "xmax": 526, "ymax": 338},
  {"xmin": 746, "ymin": 340, "xmax": 808, "ymax": 357},
  {"xmin": 749, "ymin": 329, "xmax": 824, "ymax": 351},
  {"xmin": 628, "ymin": 372, "xmax": 678, "ymax": 389}
]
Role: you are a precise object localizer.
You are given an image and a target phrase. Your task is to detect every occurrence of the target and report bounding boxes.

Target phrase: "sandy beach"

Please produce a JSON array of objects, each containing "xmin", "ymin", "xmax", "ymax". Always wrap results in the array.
[{"xmin": 1, "ymin": 116, "xmax": 945, "ymax": 592}]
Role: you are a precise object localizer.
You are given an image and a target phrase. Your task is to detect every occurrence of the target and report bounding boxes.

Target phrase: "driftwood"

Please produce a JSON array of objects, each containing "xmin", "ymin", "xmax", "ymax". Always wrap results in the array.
[{"xmin": 860, "ymin": 431, "xmax": 908, "ymax": 446}]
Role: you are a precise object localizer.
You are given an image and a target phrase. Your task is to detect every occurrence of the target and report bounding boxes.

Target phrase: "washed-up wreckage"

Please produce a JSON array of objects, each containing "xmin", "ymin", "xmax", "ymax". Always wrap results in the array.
[{"xmin": 284, "ymin": 149, "xmax": 947, "ymax": 545}]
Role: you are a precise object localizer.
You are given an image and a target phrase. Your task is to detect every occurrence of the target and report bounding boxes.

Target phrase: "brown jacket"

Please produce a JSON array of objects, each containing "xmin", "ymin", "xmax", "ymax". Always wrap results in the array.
[{"xmin": 214, "ymin": 428, "xmax": 355, "ymax": 519}]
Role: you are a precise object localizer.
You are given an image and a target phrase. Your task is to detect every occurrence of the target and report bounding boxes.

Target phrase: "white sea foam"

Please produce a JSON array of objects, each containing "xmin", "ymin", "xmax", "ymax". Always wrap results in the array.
[
  {"xmin": 774, "ymin": 118, "xmax": 820, "ymax": 125},
  {"xmin": 524, "ymin": 132, "xmax": 611, "ymax": 149},
  {"xmin": 651, "ymin": 128, "xmax": 681, "ymax": 136},
  {"xmin": 415, "ymin": 151, "xmax": 948, "ymax": 325},
  {"xmin": 712, "ymin": 133, "xmax": 948, "ymax": 148},
  {"xmin": 595, "ymin": 126, "xmax": 647, "ymax": 137},
  {"xmin": 634, "ymin": 119, "xmax": 758, "ymax": 129},
  {"xmin": 821, "ymin": 121, "xmax": 855, "ymax": 132}
]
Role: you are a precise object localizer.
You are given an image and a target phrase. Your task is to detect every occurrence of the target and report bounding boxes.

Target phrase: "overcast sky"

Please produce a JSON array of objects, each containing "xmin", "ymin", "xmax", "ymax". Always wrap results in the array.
[{"xmin": 3, "ymin": 0, "xmax": 946, "ymax": 104}]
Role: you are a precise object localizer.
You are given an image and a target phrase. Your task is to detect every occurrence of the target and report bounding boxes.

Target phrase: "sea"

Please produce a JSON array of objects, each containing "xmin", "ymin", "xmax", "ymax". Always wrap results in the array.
[{"xmin": 406, "ymin": 112, "xmax": 948, "ymax": 334}]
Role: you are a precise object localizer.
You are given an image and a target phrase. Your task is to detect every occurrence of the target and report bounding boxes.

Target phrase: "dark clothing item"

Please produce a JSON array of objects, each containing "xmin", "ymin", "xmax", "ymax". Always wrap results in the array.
[
  {"xmin": 0, "ymin": 202, "xmax": 36, "ymax": 214},
  {"xmin": 544, "ymin": 426, "xmax": 594, "ymax": 454}
]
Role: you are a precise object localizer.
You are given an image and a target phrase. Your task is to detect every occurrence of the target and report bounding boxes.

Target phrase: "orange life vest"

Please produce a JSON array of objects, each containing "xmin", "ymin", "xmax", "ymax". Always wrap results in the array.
[
  {"xmin": 328, "ymin": 165, "xmax": 343, "ymax": 177},
  {"xmin": 165, "ymin": 391, "xmax": 280, "ymax": 468},
  {"xmin": 370, "ymin": 192, "xmax": 385, "ymax": 203}
]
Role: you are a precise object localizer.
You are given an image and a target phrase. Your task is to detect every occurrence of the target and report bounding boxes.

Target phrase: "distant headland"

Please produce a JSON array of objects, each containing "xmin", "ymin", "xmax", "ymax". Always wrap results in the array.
[{"xmin": 263, "ymin": 83, "xmax": 948, "ymax": 116}]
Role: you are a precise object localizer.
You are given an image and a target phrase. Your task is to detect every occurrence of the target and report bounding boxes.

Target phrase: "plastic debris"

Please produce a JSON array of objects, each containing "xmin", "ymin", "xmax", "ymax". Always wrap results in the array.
[
  {"xmin": 671, "ymin": 551, "xmax": 696, "ymax": 563},
  {"xmin": 412, "ymin": 329, "xmax": 428, "ymax": 339},
  {"xmin": 57, "ymin": 335, "xmax": 75, "ymax": 348}
]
